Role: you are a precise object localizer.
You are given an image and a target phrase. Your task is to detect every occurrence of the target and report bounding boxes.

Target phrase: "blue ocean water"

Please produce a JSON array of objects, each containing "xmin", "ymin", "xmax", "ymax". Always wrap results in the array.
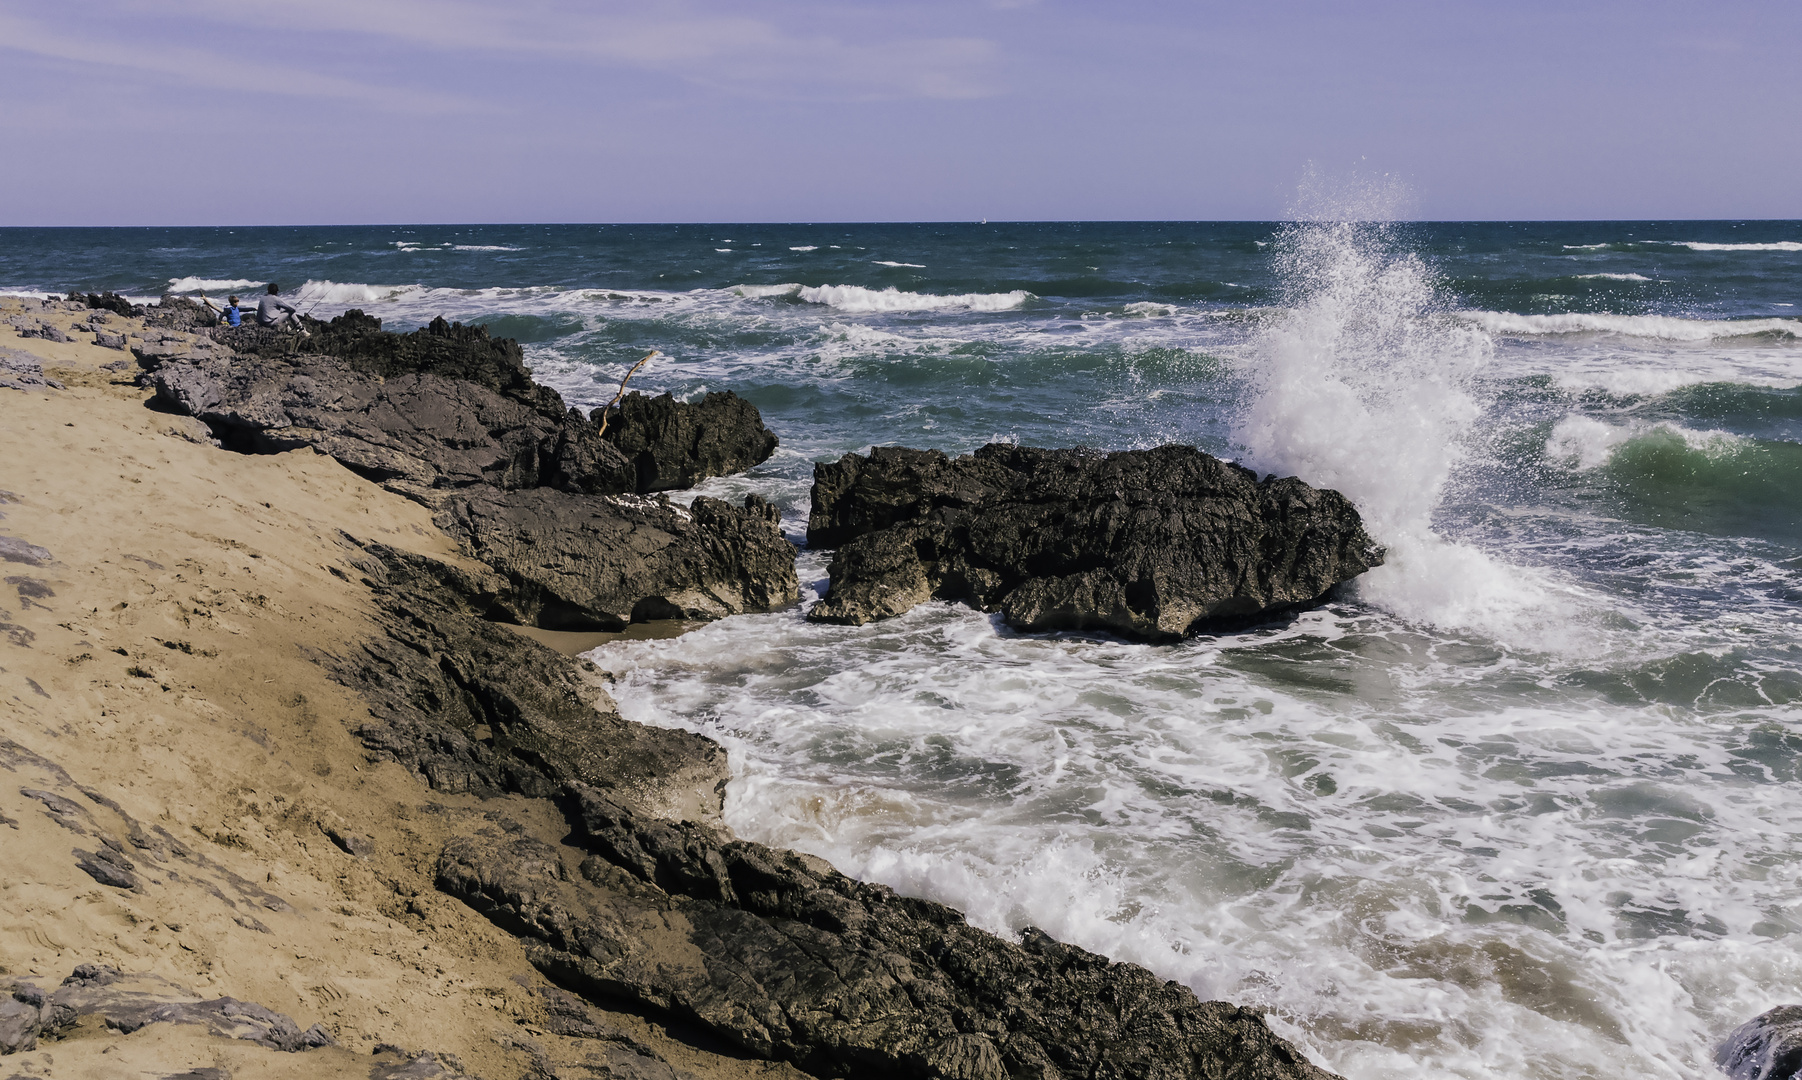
[{"xmin": 4, "ymin": 220, "xmax": 1801, "ymax": 1079}]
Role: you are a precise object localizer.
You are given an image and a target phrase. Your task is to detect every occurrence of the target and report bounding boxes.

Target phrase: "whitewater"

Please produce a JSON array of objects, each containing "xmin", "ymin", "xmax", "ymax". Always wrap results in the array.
[{"xmin": 3, "ymin": 217, "xmax": 1800, "ymax": 1079}]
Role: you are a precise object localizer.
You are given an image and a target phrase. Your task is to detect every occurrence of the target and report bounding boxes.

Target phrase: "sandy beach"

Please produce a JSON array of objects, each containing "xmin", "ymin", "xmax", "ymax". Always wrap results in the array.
[{"xmin": 0, "ymin": 296, "xmax": 805, "ymax": 1078}]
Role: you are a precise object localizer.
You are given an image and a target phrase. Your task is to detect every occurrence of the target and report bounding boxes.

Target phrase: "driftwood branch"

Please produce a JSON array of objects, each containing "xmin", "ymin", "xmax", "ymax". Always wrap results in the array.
[{"xmin": 596, "ymin": 350, "xmax": 660, "ymax": 438}]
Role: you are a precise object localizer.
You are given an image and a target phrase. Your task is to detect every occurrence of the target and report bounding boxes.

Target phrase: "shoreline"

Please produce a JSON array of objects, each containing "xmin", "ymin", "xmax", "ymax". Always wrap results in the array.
[{"xmin": 0, "ymin": 295, "xmax": 1337, "ymax": 1079}]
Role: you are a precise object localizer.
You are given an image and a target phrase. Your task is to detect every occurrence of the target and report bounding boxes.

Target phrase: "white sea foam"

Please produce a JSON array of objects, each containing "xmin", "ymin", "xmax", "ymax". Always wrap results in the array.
[
  {"xmin": 1574, "ymin": 273, "xmax": 1652, "ymax": 282},
  {"xmin": 292, "ymin": 279, "xmax": 420, "ymax": 306},
  {"xmin": 1673, "ymin": 241, "xmax": 1802, "ymax": 252},
  {"xmin": 166, "ymin": 276, "xmax": 263, "ymax": 293},
  {"xmin": 451, "ymin": 244, "xmax": 523, "ymax": 252},
  {"xmin": 795, "ymin": 284, "xmax": 1031, "ymax": 313},
  {"xmin": 1122, "ymin": 301, "xmax": 1177, "ymax": 317},
  {"xmin": 789, "ymin": 246, "xmax": 818, "ymax": 252},
  {"xmin": 715, "ymin": 248, "xmax": 735, "ymax": 253},
  {"xmin": 733, "ymin": 283, "xmax": 803, "ymax": 299},
  {"xmin": 1235, "ymin": 209, "xmax": 1611, "ymax": 650},
  {"xmin": 1462, "ymin": 310, "xmax": 1802, "ymax": 340},
  {"xmin": 1546, "ymin": 415, "xmax": 1746, "ymax": 471},
  {"xmin": 873, "ymin": 261, "xmax": 927, "ymax": 268}
]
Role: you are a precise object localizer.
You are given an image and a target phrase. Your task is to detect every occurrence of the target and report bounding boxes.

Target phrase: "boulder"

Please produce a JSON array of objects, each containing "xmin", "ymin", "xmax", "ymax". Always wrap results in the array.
[
  {"xmin": 436, "ymin": 487, "xmax": 798, "ymax": 631},
  {"xmin": 600, "ymin": 391, "xmax": 779, "ymax": 492},
  {"xmin": 1719, "ymin": 1006, "xmax": 1802, "ymax": 1080},
  {"xmin": 806, "ymin": 444, "xmax": 1383, "ymax": 640},
  {"xmin": 437, "ymin": 785, "xmax": 1337, "ymax": 1080}
]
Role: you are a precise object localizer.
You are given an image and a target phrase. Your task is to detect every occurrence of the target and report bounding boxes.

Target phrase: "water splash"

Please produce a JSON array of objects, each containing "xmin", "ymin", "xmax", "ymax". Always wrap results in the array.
[{"xmin": 1234, "ymin": 192, "xmax": 1589, "ymax": 647}]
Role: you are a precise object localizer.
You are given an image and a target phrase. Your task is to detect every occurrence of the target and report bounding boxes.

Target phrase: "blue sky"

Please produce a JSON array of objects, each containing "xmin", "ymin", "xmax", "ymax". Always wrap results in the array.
[{"xmin": 1, "ymin": 0, "xmax": 1795, "ymax": 224}]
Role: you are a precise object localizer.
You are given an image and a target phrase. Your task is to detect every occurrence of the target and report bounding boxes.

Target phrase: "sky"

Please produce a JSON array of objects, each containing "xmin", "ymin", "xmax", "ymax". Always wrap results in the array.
[{"xmin": 0, "ymin": 0, "xmax": 1797, "ymax": 225}]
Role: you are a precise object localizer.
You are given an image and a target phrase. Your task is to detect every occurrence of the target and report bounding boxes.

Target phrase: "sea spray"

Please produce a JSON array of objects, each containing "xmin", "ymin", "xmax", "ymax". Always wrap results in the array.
[{"xmin": 1234, "ymin": 208, "xmax": 1593, "ymax": 645}]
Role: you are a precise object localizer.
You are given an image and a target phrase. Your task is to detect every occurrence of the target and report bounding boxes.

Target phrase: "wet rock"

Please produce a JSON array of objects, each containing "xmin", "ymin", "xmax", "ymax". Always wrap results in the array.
[
  {"xmin": 806, "ymin": 444, "xmax": 1383, "ymax": 640},
  {"xmin": 1719, "ymin": 1005, "xmax": 1802, "ymax": 1080},
  {"xmin": 437, "ymin": 487, "xmax": 798, "ymax": 631},
  {"xmin": 331, "ymin": 542, "xmax": 732, "ymax": 814},
  {"xmin": 438, "ymin": 791, "xmax": 1336, "ymax": 1080},
  {"xmin": 600, "ymin": 391, "xmax": 779, "ymax": 492}
]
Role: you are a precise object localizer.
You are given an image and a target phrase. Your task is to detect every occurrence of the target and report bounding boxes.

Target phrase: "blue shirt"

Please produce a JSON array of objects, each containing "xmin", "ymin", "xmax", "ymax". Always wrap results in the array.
[{"xmin": 221, "ymin": 304, "xmax": 242, "ymax": 327}]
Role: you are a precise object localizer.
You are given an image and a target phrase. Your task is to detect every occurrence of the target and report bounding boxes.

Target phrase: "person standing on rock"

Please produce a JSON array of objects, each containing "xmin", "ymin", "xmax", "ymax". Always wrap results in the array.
[{"xmin": 257, "ymin": 283, "xmax": 300, "ymax": 329}]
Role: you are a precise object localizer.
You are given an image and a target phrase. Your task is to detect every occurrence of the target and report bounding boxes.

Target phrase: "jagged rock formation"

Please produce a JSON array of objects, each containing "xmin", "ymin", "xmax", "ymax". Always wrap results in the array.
[
  {"xmin": 150, "ymin": 348, "xmax": 637, "ymax": 501},
  {"xmin": 329, "ymin": 542, "xmax": 731, "ymax": 820},
  {"xmin": 0, "ymin": 964, "xmax": 333, "ymax": 1055},
  {"xmin": 601, "ymin": 390, "xmax": 780, "ymax": 492},
  {"xmin": 136, "ymin": 306, "xmax": 799, "ymax": 631},
  {"xmin": 806, "ymin": 444, "xmax": 1383, "ymax": 640},
  {"xmin": 1718, "ymin": 1006, "xmax": 1802, "ymax": 1080},
  {"xmin": 438, "ymin": 487, "xmax": 797, "ymax": 629},
  {"xmin": 438, "ymin": 784, "xmax": 1336, "ymax": 1080}
]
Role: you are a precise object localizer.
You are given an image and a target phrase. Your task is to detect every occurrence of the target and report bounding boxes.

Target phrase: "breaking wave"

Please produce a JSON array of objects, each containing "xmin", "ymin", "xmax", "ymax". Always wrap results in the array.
[
  {"xmin": 166, "ymin": 276, "xmax": 263, "ymax": 293},
  {"xmin": 733, "ymin": 283, "xmax": 1031, "ymax": 313}
]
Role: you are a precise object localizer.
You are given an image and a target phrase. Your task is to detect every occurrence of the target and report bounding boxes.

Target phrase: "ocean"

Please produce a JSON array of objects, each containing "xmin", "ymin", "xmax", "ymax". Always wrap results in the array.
[{"xmin": 4, "ymin": 219, "xmax": 1800, "ymax": 1079}]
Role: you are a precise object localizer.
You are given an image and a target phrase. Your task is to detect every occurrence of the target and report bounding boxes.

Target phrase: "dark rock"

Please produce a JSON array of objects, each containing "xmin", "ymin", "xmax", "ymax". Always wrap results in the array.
[
  {"xmin": 330, "ymin": 542, "xmax": 732, "ymax": 815},
  {"xmin": 322, "ymin": 823, "xmax": 374, "ymax": 858},
  {"xmin": 73, "ymin": 846, "xmax": 141, "ymax": 890},
  {"xmin": 806, "ymin": 444, "xmax": 1383, "ymax": 640},
  {"xmin": 1719, "ymin": 1005, "xmax": 1802, "ymax": 1080},
  {"xmin": 96, "ymin": 331, "xmax": 127, "ymax": 350},
  {"xmin": 149, "ymin": 351, "xmax": 635, "ymax": 502},
  {"xmin": 438, "ymin": 788, "xmax": 1337, "ymax": 1080},
  {"xmin": 0, "ymin": 536, "xmax": 52, "ymax": 565},
  {"xmin": 81, "ymin": 291, "xmax": 141, "ymax": 318},
  {"xmin": 24, "ymin": 964, "xmax": 333, "ymax": 1052},
  {"xmin": 437, "ymin": 487, "xmax": 798, "ymax": 631},
  {"xmin": 600, "ymin": 391, "xmax": 779, "ymax": 492},
  {"xmin": 368, "ymin": 1046, "xmax": 472, "ymax": 1079}
]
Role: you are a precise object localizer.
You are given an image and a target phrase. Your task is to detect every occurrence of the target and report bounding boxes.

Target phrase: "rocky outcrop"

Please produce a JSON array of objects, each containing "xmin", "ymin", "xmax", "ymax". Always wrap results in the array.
[
  {"xmin": 1, "ymin": 964, "xmax": 333, "ymax": 1055},
  {"xmin": 327, "ymin": 541, "xmax": 731, "ymax": 819},
  {"xmin": 136, "ymin": 305, "xmax": 800, "ymax": 632},
  {"xmin": 1, "ymin": 346, "xmax": 65, "ymax": 392},
  {"xmin": 438, "ymin": 784, "xmax": 1336, "ymax": 1080},
  {"xmin": 601, "ymin": 391, "xmax": 780, "ymax": 492},
  {"xmin": 149, "ymin": 350, "xmax": 637, "ymax": 501},
  {"xmin": 148, "ymin": 311, "xmax": 783, "ymax": 503},
  {"xmin": 438, "ymin": 487, "xmax": 797, "ymax": 630},
  {"xmin": 806, "ymin": 444, "xmax": 1383, "ymax": 640},
  {"xmin": 1718, "ymin": 1006, "xmax": 1802, "ymax": 1080}
]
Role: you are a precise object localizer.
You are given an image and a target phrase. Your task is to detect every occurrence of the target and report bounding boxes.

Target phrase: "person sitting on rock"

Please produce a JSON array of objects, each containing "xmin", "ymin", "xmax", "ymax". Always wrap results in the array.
[
  {"xmin": 257, "ymin": 283, "xmax": 300, "ymax": 329},
  {"xmin": 219, "ymin": 295, "xmax": 244, "ymax": 327}
]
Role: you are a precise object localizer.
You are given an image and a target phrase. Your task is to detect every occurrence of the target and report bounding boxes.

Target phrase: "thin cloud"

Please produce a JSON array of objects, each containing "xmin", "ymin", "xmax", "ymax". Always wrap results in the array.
[
  {"xmin": 133, "ymin": 0, "xmax": 1001, "ymax": 101},
  {"xmin": 0, "ymin": 10, "xmax": 481, "ymax": 113}
]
